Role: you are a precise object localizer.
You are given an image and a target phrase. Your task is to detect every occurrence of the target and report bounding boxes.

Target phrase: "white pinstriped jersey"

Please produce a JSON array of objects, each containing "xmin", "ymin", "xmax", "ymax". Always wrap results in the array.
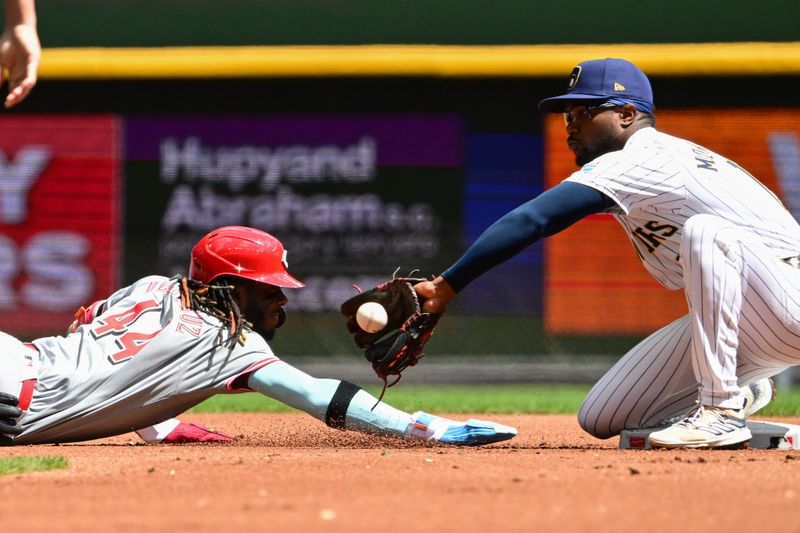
[
  {"xmin": 16, "ymin": 275, "xmax": 278, "ymax": 444},
  {"xmin": 566, "ymin": 127, "xmax": 800, "ymax": 290}
]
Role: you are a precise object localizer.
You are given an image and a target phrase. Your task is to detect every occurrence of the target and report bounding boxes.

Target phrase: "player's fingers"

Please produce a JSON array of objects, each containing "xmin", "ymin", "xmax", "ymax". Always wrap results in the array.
[
  {"xmin": 4, "ymin": 55, "xmax": 38, "ymax": 108},
  {"xmin": 0, "ymin": 392, "xmax": 20, "ymax": 406},
  {"xmin": 5, "ymin": 81, "xmax": 30, "ymax": 108},
  {"xmin": 414, "ymin": 279, "xmax": 452, "ymax": 313},
  {"xmin": 0, "ymin": 419, "xmax": 23, "ymax": 435},
  {"xmin": 422, "ymin": 297, "xmax": 447, "ymax": 314},
  {"xmin": 412, "ymin": 281, "xmax": 435, "ymax": 299},
  {"xmin": 5, "ymin": 73, "xmax": 36, "ymax": 108}
]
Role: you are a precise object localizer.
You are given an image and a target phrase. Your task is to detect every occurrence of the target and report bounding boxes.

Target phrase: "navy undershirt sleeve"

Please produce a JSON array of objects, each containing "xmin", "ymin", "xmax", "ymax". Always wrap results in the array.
[{"xmin": 441, "ymin": 181, "xmax": 615, "ymax": 293}]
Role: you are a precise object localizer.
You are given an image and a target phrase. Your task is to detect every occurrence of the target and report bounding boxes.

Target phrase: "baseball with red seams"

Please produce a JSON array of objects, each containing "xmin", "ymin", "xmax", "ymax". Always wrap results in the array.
[{"xmin": 356, "ymin": 302, "xmax": 388, "ymax": 333}]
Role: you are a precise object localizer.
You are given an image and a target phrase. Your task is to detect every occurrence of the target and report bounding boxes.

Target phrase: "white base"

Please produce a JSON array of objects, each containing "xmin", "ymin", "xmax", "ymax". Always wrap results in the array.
[{"xmin": 619, "ymin": 420, "xmax": 800, "ymax": 450}]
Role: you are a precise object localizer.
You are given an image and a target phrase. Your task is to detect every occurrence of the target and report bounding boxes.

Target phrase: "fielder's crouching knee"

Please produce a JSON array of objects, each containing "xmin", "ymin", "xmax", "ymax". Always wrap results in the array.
[{"xmin": 577, "ymin": 404, "xmax": 619, "ymax": 440}]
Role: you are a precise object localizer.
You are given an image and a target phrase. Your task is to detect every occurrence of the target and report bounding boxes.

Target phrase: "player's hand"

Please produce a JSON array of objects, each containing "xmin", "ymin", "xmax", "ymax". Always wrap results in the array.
[
  {"xmin": 413, "ymin": 276, "xmax": 455, "ymax": 314},
  {"xmin": 0, "ymin": 392, "xmax": 23, "ymax": 445},
  {"xmin": 0, "ymin": 22, "xmax": 41, "ymax": 108}
]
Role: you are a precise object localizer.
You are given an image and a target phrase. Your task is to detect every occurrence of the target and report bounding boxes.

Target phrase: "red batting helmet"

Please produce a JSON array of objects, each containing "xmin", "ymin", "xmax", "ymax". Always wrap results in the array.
[{"xmin": 189, "ymin": 226, "xmax": 305, "ymax": 288}]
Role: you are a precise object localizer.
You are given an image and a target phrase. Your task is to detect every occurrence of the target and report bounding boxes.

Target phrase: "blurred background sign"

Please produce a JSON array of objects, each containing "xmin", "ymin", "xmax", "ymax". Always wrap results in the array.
[
  {"xmin": 0, "ymin": 115, "xmax": 120, "ymax": 337},
  {"xmin": 124, "ymin": 115, "xmax": 464, "ymax": 313}
]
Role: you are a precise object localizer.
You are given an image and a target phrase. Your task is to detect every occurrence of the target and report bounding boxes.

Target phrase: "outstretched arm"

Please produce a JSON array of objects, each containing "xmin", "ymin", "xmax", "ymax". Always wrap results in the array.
[
  {"xmin": 1, "ymin": 0, "xmax": 40, "ymax": 108},
  {"xmin": 246, "ymin": 361, "xmax": 516, "ymax": 445},
  {"xmin": 415, "ymin": 181, "xmax": 613, "ymax": 312}
]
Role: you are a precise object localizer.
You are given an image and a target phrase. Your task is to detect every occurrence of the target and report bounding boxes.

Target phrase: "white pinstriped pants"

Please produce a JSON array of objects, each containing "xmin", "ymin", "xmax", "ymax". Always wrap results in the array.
[{"xmin": 579, "ymin": 214, "xmax": 800, "ymax": 439}]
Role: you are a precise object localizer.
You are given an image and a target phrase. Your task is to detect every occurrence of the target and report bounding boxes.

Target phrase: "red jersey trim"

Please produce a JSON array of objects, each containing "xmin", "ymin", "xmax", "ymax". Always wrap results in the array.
[
  {"xmin": 18, "ymin": 379, "xmax": 36, "ymax": 411},
  {"xmin": 225, "ymin": 357, "xmax": 281, "ymax": 392}
]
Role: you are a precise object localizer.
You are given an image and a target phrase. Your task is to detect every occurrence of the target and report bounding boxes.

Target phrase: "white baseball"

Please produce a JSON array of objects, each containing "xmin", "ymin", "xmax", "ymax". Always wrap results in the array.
[{"xmin": 356, "ymin": 302, "xmax": 388, "ymax": 333}]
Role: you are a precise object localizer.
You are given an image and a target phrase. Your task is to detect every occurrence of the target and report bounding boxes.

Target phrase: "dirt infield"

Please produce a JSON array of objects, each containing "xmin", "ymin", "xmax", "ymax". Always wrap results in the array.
[{"xmin": 3, "ymin": 413, "xmax": 800, "ymax": 533}]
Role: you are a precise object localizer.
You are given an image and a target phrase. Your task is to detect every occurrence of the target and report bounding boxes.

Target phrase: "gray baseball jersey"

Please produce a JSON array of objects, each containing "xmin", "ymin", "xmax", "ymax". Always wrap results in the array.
[
  {"xmin": 572, "ymin": 127, "xmax": 800, "ymax": 437},
  {"xmin": 16, "ymin": 275, "xmax": 278, "ymax": 444}
]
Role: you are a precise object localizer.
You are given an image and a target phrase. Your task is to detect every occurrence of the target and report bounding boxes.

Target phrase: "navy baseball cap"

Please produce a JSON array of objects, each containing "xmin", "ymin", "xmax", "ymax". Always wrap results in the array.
[{"xmin": 538, "ymin": 58, "xmax": 654, "ymax": 114}]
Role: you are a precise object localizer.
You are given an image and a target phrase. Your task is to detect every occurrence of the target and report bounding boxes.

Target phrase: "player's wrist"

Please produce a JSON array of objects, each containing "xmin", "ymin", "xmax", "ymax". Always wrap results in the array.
[
  {"xmin": 4, "ymin": 0, "xmax": 37, "ymax": 28},
  {"xmin": 431, "ymin": 276, "xmax": 456, "ymax": 305},
  {"xmin": 432, "ymin": 276, "xmax": 455, "ymax": 295},
  {"xmin": 415, "ymin": 276, "xmax": 454, "ymax": 314}
]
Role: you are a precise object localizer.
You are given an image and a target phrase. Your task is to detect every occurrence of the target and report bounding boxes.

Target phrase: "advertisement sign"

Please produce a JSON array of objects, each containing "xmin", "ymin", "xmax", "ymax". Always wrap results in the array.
[
  {"xmin": 460, "ymin": 133, "xmax": 544, "ymax": 315},
  {"xmin": 0, "ymin": 115, "xmax": 121, "ymax": 336},
  {"xmin": 124, "ymin": 115, "xmax": 463, "ymax": 313},
  {"xmin": 544, "ymin": 109, "xmax": 800, "ymax": 333}
]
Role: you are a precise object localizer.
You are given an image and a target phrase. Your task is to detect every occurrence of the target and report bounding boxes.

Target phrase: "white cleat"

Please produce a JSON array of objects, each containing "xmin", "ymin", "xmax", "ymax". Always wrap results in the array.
[{"xmin": 648, "ymin": 405, "xmax": 751, "ymax": 449}]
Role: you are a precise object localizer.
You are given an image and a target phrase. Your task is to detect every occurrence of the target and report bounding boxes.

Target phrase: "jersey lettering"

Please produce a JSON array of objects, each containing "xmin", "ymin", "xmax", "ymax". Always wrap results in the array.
[
  {"xmin": 92, "ymin": 300, "xmax": 161, "ymax": 337},
  {"xmin": 694, "ymin": 155, "xmax": 716, "ymax": 172},
  {"xmin": 89, "ymin": 298, "xmax": 165, "ymax": 364},
  {"xmin": 177, "ymin": 312, "xmax": 203, "ymax": 338},
  {"xmin": 180, "ymin": 312, "xmax": 203, "ymax": 325},
  {"xmin": 691, "ymin": 143, "xmax": 717, "ymax": 172},
  {"xmin": 110, "ymin": 330, "xmax": 163, "ymax": 364},
  {"xmin": 632, "ymin": 221, "xmax": 679, "ymax": 254},
  {"xmin": 145, "ymin": 279, "xmax": 176, "ymax": 294}
]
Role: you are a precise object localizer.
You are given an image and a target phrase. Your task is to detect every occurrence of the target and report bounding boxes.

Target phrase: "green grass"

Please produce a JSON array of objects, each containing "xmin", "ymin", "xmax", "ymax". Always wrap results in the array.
[
  {"xmin": 761, "ymin": 387, "xmax": 800, "ymax": 416},
  {"xmin": 0, "ymin": 456, "xmax": 68, "ymax": 476},
  {"xmin": 191, "ymin": 384, "xmax": 590, "ymax": 414},
  {"xmin": 355, "ymin": 384, "xmax": 592, "ymax": 414},
  {"xmin": 192, "ymin": 383, "xmax": 800, "ymax": 417}
]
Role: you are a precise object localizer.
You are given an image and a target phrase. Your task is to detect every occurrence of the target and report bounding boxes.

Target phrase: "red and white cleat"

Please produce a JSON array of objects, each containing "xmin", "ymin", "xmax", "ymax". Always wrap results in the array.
[{"xmin": 162, "ymin": 422, "xmax": 233, "ymax": 444}]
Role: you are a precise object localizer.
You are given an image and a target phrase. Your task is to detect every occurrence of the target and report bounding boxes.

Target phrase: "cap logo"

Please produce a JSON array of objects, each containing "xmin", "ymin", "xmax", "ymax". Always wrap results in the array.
[
  {"xmin": 282, "ymin": 249, "xmax": 289, "ymax": 269},
  {"xmin": 614, "ymin": 82, "xmax": 626, "ymax": 91},
  {"xmin": 567, "ymin": 66, "xmax": 581, "ymax": 91}
]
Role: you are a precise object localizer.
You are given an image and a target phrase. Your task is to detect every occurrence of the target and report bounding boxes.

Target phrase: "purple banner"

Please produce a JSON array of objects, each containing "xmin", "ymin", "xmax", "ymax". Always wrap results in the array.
[{"xmin": 125, "ymin": 115, "xmax": 462, "ymax": 167}]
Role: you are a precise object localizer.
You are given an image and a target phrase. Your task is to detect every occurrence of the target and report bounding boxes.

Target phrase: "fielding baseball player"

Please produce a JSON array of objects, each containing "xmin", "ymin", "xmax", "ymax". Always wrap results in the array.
[
  {"xmin": 414, "ymin": 58, "xmax": 800, "ymax": 449},
  {"xmin": 0, "ymin": 226, "xmax": 516, "ymax": 446}
]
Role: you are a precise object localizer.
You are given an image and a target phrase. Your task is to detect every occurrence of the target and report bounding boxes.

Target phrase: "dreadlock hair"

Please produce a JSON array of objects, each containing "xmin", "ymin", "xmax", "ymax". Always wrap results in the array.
[{"xmin": 173, "ymin": 274, "xmax": 251, "ymax": 347}]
